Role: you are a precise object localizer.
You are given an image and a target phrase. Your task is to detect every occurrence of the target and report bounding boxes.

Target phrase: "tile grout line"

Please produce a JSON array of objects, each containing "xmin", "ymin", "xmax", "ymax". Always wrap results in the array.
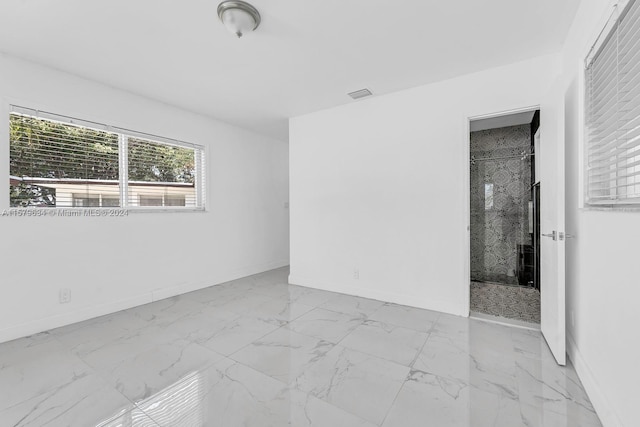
[
  {"xmin": 1, "ymin": 267, "xmax": 601, "ymax": 426},
  {"xmin": 348, "ymin": 315, "xmax": 442, "ymax": 425},
  {"xmin": 47, "ymin": 332, "xmax": 165, "ymax": 426}
]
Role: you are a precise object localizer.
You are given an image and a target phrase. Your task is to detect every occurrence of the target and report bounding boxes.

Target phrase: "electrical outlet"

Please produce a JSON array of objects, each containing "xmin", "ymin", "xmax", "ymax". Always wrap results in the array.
[
  {"xmin": 353, "ymin": 268, "xmax": 359, "ymax": 280},
  {"xmin": 59, "ymin": 288, "xmax": 71, "ymax": 304}
]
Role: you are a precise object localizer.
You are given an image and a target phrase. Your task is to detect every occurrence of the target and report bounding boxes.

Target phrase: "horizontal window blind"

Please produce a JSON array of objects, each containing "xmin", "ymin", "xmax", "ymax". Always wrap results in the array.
[
  {"xmin": 9, "ymin": 106, "xmax": 205, "ymax": 210},
  {"xmin": 9, "ymin": 111, "xmax": 120, "ymax": 207},
  {"xmin": 127, "ymin": 137, "xmax": 197, "ymax": 208},
  {"xmin": 585, "ymin": 0, "xmax": 640, "ymax": 205}
]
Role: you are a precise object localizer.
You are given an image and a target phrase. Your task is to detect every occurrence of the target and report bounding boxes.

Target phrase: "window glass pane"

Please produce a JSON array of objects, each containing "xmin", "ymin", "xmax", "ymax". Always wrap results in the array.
[
  {"xmin": 585, "ymin": 0, "xmax": 640, "ymax": 205},
  {"xmin": 165, "ymin": 195, "xmax": 186, "ymax": 206},
  {"xmin": 9, "ymin": 113, "xmax": 119, "ymax": 207},
  {"xmin": 127, "ymin": 137, "xmax": 196, "ymax": 208},
  {"xmin": 8, "ymin": 108, "xmax": 203, "ymax": 211},
  {"xmin": 139, "ymin": 195, "xmax": 163, "ymax": 206},
  {"xmin": 102, "ymin": 197, "xmax": 120, "ymax": 207},
  {"xmin": 72, "ymin": 194, "xmax": 100, "ymax": 207}
]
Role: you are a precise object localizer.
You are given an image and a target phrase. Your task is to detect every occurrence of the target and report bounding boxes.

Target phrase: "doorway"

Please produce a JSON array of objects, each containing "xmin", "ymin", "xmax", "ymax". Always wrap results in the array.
[{"xmin": 468, "ymin": 109, "xmax": 541, "ymax": 326}]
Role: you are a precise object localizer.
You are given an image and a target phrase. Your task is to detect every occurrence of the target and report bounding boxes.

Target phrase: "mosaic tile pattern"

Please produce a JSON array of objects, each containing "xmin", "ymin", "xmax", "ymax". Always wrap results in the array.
[
  {"xmin": 471, "ymin": 281, "xmax": 541, "ymax": 324},
  {"xmin": 470, "ymin": 125, "xmax": 532, "ymax": 285}
]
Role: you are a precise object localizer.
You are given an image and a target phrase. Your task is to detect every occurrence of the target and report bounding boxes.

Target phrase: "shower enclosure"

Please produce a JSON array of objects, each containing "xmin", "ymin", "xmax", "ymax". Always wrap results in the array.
[{"xmin": 469, "ymin": 124, "xmax": 534, "ymax": 287}]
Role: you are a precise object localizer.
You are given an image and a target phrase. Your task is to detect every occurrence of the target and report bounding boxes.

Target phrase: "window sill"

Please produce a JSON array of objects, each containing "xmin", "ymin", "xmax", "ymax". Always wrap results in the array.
[
  {"xmin": 0, "ymin": 207, "xmax": 207, "ymax": 216},
  {"xmin": 580, "ymin": 205, "xmax": 640, "ymax": 212},
  {"xmin": 125, "ymin": 207, "xmax": 207, "ymax": 214}
]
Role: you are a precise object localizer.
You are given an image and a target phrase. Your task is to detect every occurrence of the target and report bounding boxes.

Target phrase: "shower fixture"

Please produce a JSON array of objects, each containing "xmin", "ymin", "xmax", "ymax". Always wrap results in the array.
[{"xmin": 470, "ymin": 151, "xmax": 534, "ymax": 165}]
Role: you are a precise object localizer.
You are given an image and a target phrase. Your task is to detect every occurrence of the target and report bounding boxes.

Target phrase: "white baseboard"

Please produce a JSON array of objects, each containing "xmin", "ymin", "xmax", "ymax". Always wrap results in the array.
[
  {"xmin": 0, "ymin": 293, "xmax": 152, "ymax": 344},
  {"xmin": 567, "ymin": 333, "xmax": 622, "ymax": 427},
  {"xmin": 0, "ymin": 260, "xmax": 290, "ymax": 345},
  {"xmin": 288, "ymin": 274, "xmax": 464, "ymax": 316},
  {"xmin": 151, "ymin": 259, "xmax": 290, "ymax": 301}
]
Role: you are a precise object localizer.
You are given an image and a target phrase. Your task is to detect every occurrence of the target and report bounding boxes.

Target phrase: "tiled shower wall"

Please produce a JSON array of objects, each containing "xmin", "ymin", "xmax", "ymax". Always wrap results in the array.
[{"xmin": 470, "ymin": 124, "xmax": 531, "ymax": 286}]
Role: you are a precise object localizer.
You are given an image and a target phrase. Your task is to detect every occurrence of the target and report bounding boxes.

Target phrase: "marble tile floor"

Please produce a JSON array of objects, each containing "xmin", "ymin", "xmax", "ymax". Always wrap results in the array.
[{"xmin": 0, "ymin": 267, "xmax": 601, "ymax": 426}]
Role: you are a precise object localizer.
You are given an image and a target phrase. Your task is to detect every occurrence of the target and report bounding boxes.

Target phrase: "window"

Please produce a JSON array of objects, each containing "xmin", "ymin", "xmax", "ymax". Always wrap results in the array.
[
  {"xmin": 138, "ymin": 195, "xmax": 186, "ymax": 207},
  {"xmin": 102, "ymin": 196, "xmax": 120, "ymax": 207},
  {"xmin": 72, "ymin": 194, "xmax": 100, "ymax": 207},
  {"xmin": 585, "ymin": 0, "xmax": 640, "ymax": 205},
  {"xmin": 72, "ymin": 194, "xmax": 120, "ymax": 207},
  {"xmin": 9, "ymin": 106, "xmax": 205, "ymax": 210},
  {"xmin": 139, "ymin": 195, "xmax": 163, "ymax": 207},
  {"xmin": 165, "ymin": 195, "xmax": 186, "ymax": 206}
]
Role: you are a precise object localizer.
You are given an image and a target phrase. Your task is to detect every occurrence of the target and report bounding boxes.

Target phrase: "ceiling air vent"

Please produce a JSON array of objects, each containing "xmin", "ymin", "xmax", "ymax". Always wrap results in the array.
[{"xmin": 347, "ymin": 88, "xmax": 373, "ymax": 100}]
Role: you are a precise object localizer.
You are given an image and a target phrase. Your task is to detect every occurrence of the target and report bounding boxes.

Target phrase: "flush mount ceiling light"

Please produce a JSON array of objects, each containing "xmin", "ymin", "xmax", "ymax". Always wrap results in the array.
[{"xmin": 217, "ymin": 1, "xmax": 261, "ymax": 38}]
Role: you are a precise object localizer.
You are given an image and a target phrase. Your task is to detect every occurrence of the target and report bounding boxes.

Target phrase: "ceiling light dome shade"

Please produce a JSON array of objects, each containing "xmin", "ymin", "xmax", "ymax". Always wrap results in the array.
[{"xmin": 217, "ymin": 1, "xmax": 261, "ymax": 38}]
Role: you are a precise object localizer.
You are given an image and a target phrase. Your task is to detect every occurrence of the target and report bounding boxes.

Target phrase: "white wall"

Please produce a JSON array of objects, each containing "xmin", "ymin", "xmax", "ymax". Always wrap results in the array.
[
  {"xmin": 289, "ymin": 53, "xmax": 560, "ymax": 316},
  {"xmin": 291, "ymin": 2, "xmax": 638, "ymax": 424},
  {"xmin": 0, "ymin": 53, "xmax": 289, "ymax": 343},
  {"xmin": 561, "ymin": 1, "xmax": 639, "ymax": 426}
]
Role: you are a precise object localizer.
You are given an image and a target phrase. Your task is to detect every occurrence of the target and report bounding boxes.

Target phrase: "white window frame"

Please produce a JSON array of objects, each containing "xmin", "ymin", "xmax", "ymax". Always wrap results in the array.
[{"xmin": 8, "ymin": 105, "xmax": 206, "ymax": 212}]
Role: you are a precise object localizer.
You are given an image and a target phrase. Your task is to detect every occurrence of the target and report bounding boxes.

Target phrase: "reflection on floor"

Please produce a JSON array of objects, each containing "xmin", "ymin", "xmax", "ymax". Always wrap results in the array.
[
  {"xmin": 0, "ymin": 268, "xmax": 599, "ymax": 426},
  {"xmin": 471, "ymin": 281, "xmax": 541, "ymax": 324}
]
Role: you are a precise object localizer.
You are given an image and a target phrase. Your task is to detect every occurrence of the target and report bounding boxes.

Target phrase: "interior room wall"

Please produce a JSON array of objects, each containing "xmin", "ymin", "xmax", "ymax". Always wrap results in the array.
[
  {"xmin": 289, "ymin": 53, "xmax": 560, "ymax": 316},
  {"xmin": 0, "ymin": 53, "xmax": 290, "ymax": 344},
  {"xmin": 560, "ymin": 0, "xmax": 639, "ymax": 425}
]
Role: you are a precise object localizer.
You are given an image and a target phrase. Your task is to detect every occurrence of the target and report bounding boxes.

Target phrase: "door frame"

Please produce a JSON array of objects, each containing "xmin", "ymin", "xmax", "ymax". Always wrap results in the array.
[{"xmin": 463, "ymin": 105, "xmax": 541, "ymax": 317}]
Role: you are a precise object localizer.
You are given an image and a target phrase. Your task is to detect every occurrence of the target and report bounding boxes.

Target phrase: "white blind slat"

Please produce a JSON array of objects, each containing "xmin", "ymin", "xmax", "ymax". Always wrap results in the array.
[
  {"xmin": 618, "ymin": 2, "xmax": 640, "ymax": 43},
  {"xmin": 9, "ymin": 108, "xmax": 204, "ymax": 210},
  {"xmin": 589, "ymin": 167, "xmax": 640, "ymax": 184}
]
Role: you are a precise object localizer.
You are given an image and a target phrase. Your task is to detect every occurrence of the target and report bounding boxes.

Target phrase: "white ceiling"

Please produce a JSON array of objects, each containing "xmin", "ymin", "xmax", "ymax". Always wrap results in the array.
[{"xmin": 0, "ymin": 0, "xmax": 580, "ymax": 140}]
